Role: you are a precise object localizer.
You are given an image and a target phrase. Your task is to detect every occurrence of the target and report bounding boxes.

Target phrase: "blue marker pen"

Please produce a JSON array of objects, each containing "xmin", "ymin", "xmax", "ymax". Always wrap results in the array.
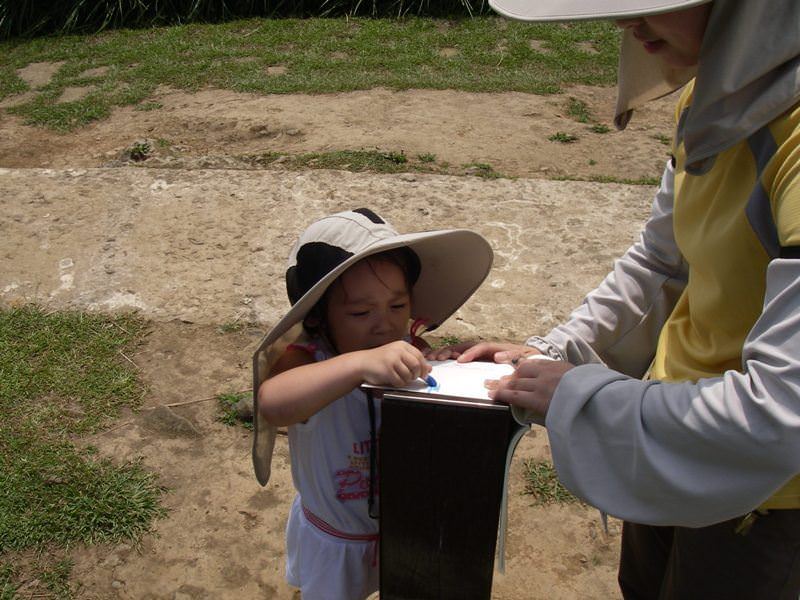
[{"xmin": 424, "ymin": 374, "xmax": 438, "ymax": 388}]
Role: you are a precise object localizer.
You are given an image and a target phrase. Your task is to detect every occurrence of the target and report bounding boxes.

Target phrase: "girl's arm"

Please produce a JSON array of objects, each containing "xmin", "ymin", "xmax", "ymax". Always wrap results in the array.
[{"xmin": 258, "ymin": 340, "xmax": 430, "ymax": 426}]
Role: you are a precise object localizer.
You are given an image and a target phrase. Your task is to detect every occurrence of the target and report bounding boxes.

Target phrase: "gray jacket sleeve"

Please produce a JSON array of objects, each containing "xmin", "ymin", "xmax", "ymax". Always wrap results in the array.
[
  {"xmin": 527, "ymin": 160, "xmax": 688, "ymax": 377},
  {"xmin": 544, "ymin": 258, "xmax": 800, "ymax": 526}
]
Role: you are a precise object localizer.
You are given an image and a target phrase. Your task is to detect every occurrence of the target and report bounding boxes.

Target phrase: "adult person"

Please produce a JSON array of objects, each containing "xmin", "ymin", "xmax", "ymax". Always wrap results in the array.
[{"xmin": 429, "ymin": 1, "xmax": 800, "ymax": 597}]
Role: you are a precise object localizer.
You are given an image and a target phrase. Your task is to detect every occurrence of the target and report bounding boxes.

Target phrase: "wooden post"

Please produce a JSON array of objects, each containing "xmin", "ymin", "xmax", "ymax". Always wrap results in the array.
[{"xmin": 374, "ymin": 391, "xmax": 524, "ymax": 599}]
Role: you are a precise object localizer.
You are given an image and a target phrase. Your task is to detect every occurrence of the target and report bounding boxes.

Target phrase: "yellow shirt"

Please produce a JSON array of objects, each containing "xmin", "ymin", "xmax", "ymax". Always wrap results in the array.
[{"xmin": 651, "ymin": 81, "xmax": 800, "ymax": 509}]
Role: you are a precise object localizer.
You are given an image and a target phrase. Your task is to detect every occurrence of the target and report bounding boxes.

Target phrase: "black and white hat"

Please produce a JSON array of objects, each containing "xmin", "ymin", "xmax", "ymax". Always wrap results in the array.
[{"xmin": 252, "ymin": 208, "xmax": 493, "ymax": 485}]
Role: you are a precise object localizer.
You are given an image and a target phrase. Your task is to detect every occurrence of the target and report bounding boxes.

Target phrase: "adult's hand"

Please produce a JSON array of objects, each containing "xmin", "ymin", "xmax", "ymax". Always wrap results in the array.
[
  {"xmin": 424, "ymin": 340, "xmax": 482, "ymax": 361},
  {"xmin": 486, "ymin": 358, "xmax": 575, "ymax": 420},
  {"xmin": 455, "ymin": 341, "xmax": 540, "ymax": 364}
]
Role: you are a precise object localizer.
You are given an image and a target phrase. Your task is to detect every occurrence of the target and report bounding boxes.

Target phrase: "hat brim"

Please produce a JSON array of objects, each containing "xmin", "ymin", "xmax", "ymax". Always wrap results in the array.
[
  {"xmin": 251, "ymin": 228, "xmax": 492, "ymax": 486},
  {"xmin": 488, "ymin": 0, "xmax": 710, "ymax": 21},
  {"xmin": 254, "ymin": 228, "xmax": 493, "ymax": 360}
]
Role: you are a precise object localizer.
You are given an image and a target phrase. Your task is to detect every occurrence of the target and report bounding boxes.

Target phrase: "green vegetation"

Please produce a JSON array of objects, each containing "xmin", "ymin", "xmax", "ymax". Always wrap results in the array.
[
  {"xmin": 566, "ymin": 96, "xmax": 591, "ymax": 123},
  {"xmin": 565, "ymin": 96, "xmax": 616, "ymax": 135},
  {"xmin": 1, "ymin": 558, "xmax": 74, "ymax": 599},
  {"xmin": 0, "ymin": 18, "xmax": 619, "ymax": 130},
  {"xmin": 239, "ymin": 148, "xmax": 504, "ymax": 178},
  {"xmin": 0, "ymin": 306, "xmax": 165, "ymax": 594},
  {"xmin": 217, "ymin": 391, "xmax": 253, "ymax": 429},
  {"xmin": 2, "ymin": 1, "xmax": 494, "ymax": 38},
  {"xmin": 548, "ymin": 131, "xmax": 578, "ymax": 143},
  {"xmin": 135, "ymin": 101, "xmax": 163, "ymax": 112},
  {"xmin": 522, "ymin": 459, "xmax": 579, "ymax": 505},
  {"xmin": 436, "ymin": 335, "xmax": 462, "ymax": 347},
  {"xmin": 553, "ymin": 173, "xmax": 660, "ymax": 186},
  {"xmin": 249, "ymin": 149, "xmax": 410, "ymax": 173},
  {"xmin": 218, "ymin": 320, "xmax": 246, "ymax": 334},
  {"xmin": 128, "ymin": 140, "xmax": 151, "ymax": 161},
  {"xmin": 653, "ymin": 133, "xmax": 671, "ymax": 145}
]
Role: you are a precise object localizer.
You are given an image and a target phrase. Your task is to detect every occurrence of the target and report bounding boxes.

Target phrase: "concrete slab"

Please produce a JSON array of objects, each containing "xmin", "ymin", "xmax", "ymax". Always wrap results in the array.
[{"xmin": 0, "ymin": 167, "xmax": 655, "ymax": 340}]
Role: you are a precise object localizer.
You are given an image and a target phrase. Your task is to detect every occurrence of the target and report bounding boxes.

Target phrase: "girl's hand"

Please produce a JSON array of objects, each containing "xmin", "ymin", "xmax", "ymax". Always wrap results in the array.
[
  {"xmin": 358, "ymin": 340, "xmax": 431, "ymax": 387},
  {"xmin": 486, "ymin": 358, "xmax": 575, "ymax": 419}
]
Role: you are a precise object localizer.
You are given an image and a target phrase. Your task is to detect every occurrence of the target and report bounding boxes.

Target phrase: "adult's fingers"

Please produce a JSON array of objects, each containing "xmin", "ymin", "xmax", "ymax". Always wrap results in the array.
[
  {"xmin": 457, "ymin": 342, "xmax": 501, "ymax": 363},
  {"xmin": 489, "ymin": 385, "xmax": 548, "ymax": 413}
]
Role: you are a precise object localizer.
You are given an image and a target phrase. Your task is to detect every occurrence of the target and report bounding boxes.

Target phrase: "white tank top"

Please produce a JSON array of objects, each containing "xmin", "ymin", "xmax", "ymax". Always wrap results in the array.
[{"xmin": 288, "ymin": 337, "xmax": 381, "ymax": 535}]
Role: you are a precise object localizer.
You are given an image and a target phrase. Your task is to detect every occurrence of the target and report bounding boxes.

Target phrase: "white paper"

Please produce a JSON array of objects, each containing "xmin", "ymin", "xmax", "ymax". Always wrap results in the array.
[{"xmin": 397, "ymin": 359, "xmax": 514, "ymax": 400}]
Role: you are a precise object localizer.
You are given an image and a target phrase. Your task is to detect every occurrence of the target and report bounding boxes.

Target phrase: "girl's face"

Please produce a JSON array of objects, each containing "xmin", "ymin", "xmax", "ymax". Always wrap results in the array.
[
  {"xmin": 616, "ymin": 4, "xmax": 712, "ymax": 67},
  {"xmin": 324, "ymin": 258, "xmax": 412, "ymax": 354}
]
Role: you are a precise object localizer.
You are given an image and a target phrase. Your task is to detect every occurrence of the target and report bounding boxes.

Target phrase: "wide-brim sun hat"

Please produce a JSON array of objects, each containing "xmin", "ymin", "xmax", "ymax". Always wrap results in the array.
[
  {"xmin": 252, "ymin": 208, "xmax": 494, "ymax": 485},
  {"xmin": 489, "ymin": 0, "xmax": 709, "ymax": 134},
  {"xmin": 489, "ymin": 0, "xmax": 800, "ymax": 172},
  {"xmin": 488, "ymin": 0, "xmax": 710, "ymax": 22}
]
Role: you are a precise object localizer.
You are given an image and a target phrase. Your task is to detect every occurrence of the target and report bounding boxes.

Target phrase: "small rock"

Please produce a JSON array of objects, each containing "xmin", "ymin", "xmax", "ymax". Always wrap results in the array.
[
  {"xmin": 111, "ymin": 580, "xmax": 124, "ymax": 589},
  {"xmin": 142, "ymin": 405, "xmax": 201, "ymax": 438},
  {"xmin": 235, "ymin": 397, "xmax": 253, "ymax": 420}
]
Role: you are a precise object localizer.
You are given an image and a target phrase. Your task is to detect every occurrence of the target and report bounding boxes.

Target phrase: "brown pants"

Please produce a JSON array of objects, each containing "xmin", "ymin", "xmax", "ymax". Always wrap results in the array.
[{"xmin": 618, "ymin": 510, "xmax": 800, "ymax": 600}]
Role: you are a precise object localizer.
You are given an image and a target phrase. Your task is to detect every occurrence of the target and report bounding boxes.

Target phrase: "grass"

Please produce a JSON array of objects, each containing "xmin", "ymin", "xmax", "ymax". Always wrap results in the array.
[
  {"xmin": 434, "ymin": 335, "xmax": 462, "ymax": 348},
  {"xmin": 247, "ymin": 149, "xmax": 409, "ymax": 172},
  {"xmin": 1, "ymin": 557, "xmax": 74, "ymax": 599},
  {"xmin": 653, "ymin": 133, "xmax": 671, "ymax": 146},
  {"xmin": 548, "ymin": 131, "xmax": 578, "ymax": 143},
  {"xmin": 127, "ymin": 140, "xmax": 151, "ymax": 161},
  {"xmin": 218, "ymin": 320, "xmax": 246, "ymax": 334},
  {"xmin": 0, "ymin": 306, "xmax": 165, "ymax": 595},
  {"xmin": 236, "ymin": 148, "xmax": 506, "ymax": 178},
  {"xmin": 522, "ymin": 459, "xmax": 579, "ymax": 505},
  {"xmin": 0, "ymin": 17, "xmax": 620, "ymax": 131},
  {"xmin": 566, "ymin": 97, "xmax": 590, "ymax": 123},
  {"xmin": 217, "ymin": 391, "xmax": 253, "ymax": 429},
  {"xmin": 2, "ymin": 1, "xmax": 497, "ymax": 38},
  {"xmin": 462, "ymin": 162, "xmax": 503, "ymax": 178},
  {"xmin": 566, "ymin": 97, "xmax": 616, "ymax": 136},
  {"xmin": 553, "ymin": 173, "xmax": 660, "ymax": 186},
  {"xmin": 0, "ymin": 564, "xmax": 14, "ymax": 599}
]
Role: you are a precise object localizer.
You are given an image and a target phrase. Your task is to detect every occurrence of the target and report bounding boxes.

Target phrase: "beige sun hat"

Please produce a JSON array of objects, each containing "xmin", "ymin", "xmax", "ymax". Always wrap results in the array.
[
  {"xmin": 487, "ymin": 0, "xmax": 710, "ymax": 22},
  {"xmin": 489, "ymin": 0, "xmax": 708, "ymax": 132},
  {"xmin": 490, "ymin": 0, "xmax": 800, "ymax": 171},
  {"xmin": 252, "ymin": 208, "xmax": 494, "ymax": 485}
]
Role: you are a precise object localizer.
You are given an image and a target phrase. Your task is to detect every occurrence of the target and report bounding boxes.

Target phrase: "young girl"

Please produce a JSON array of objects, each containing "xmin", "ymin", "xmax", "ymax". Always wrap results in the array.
[{"xmin": 251, "ymin": 208, "xmax": 492, "ymax": 599}]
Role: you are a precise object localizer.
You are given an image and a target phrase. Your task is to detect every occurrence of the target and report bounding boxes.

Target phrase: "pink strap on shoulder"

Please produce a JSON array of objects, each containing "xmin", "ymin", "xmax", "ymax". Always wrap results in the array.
[
  {"xmin": 409, "ymin": 318, "xmax": 430, "ymax": 348},
  {"xmin": 286, "ymin": 342, "xmax": 318, "ymax": 355}
]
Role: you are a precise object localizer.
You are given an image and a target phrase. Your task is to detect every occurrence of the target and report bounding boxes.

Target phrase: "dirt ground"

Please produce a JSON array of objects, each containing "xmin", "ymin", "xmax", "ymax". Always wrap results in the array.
[{"xmin": 0, "ymin": 63, "xmax": 679, "ymax": 599}]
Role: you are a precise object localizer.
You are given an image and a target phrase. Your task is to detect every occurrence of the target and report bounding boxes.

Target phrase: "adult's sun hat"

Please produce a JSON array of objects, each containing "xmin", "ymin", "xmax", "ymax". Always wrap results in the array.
[
  {"xmin": 488, "ymin": 0, "xmax": 708, "ymax": 136},
  {"xmin": 489, "ymin": 0, "xmax": 800, "ymax": 173},
  {"xmin": 487, "ymin": 0, "xmax": 710, "ymax": 22},
  {"xmin": 252, "ymin": 207, "xmax": 494, "ymax": 485}
]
